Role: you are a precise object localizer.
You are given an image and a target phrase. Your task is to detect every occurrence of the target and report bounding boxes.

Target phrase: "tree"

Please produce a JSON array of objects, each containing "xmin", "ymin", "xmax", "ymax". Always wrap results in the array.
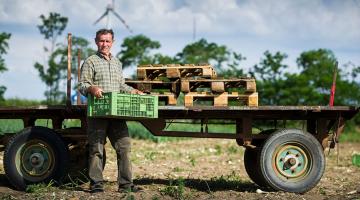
[
  {"xmin": 176, "ymin": 39, "xmax": 229, "ymax": 71},
  {"xmin": 250, "ymin": 51, "xmax": 289, "ymax": 105},
  {"xmin": 117, "ymin": 35, "xmax": 163, "ymax": 69},
  {"xmin": 35, "ymin": 36, "xmax": 95, "ymax": 103},
  {"xmin": 251, "ymin": 48, "xmax": 360, "ymax": 106},
  {"xmin": 35, "ymin": 12, "xmax": 68, "ymax": 103},
  {"xmin": 218, "ymin": 52, "xmax": 246, "ymax": 78},
  {"xmin": 295, "ymin": 49, "xmax": 349, "ymax": 105},
  {"xmin": 0, "ymin": 32, "xmax": 11, "ymax": 101},
  {"xmin": 38, "ymin": 12, "xmax": 68, "ymax": 54}
]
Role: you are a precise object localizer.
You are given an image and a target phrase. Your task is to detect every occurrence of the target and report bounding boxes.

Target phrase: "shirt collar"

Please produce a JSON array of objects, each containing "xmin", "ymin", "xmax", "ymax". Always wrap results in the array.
[{"xmin": 96, "ymin": 52, "xmax": 113, "ymax": 60}]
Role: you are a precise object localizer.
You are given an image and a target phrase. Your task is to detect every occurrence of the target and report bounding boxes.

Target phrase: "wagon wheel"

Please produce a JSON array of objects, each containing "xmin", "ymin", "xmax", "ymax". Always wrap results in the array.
[
  {"xmin": 258, "ymin": 129, "xmax": 325, "ymax": 193},
  {"xmin": 4, "ymin": 126, "xmax": 69, "ymax": 190},
  {"xmin": 243, "ymin": 148, "xmax": 267, "ymax": 188}
]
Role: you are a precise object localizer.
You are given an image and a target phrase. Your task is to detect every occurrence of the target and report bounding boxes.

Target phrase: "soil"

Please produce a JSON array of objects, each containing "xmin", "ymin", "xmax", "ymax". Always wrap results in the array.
[{"xmin": 0, "ymin": 139, "xmax": 359, "ymax": 200}]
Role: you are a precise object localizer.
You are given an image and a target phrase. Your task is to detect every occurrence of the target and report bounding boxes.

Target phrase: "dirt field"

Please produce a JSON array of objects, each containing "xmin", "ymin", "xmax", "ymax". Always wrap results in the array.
[{"xmin": 0, "ymin": 139, "xmax": 359, "ymax": 200}]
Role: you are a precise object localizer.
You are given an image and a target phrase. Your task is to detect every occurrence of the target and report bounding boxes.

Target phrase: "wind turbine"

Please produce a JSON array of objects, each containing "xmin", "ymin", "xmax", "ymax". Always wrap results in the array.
[{"xmin": 93, "ymin": 0, "xmax": 133, "ymax": 33}]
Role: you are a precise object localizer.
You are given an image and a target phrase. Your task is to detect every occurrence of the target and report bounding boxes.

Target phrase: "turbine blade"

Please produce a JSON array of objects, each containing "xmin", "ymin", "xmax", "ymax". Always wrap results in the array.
[
  {"xmin": 93, "ymin": 10, "xmax": 109, "ymax": 25},
  {"xmin": 111, "ymin": 10, "xmax": 133, "ymax": 33}
]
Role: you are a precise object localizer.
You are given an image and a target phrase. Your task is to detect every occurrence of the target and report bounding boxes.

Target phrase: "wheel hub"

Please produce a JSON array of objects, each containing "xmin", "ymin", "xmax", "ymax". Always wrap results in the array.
[
  {"xmin": 19, "ymin": 141, "xmax": 54, "ymax": 177},
  {"xmin": 29, "ymin": 153, "xmax": 45, "ymax": 168},
  {"xmin": 275, "ymin": 144, "xmax": 310, "ymax": 179}
]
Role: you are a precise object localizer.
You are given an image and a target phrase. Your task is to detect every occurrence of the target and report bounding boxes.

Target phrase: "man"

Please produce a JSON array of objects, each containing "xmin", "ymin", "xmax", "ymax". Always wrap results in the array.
[{"xmin": 78, "ymin": 29, "xmax": 143, "ymax": 193}]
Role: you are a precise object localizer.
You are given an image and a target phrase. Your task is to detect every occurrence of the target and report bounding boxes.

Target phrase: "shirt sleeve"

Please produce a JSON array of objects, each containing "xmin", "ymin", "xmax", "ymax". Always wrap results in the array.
[{"xmin": 78, "ymin": 59, "xmax": 94, "ymax": 96}]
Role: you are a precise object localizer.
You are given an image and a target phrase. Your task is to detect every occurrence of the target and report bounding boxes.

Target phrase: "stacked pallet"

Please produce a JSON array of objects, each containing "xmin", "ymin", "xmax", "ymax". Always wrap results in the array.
[
  {"xmin": 125, "ymin": 64, "xmax": 258, "ymax": 107},
  {"xmin": 137, "ymin": 64, "xmax": 217, "ymax": 80}
]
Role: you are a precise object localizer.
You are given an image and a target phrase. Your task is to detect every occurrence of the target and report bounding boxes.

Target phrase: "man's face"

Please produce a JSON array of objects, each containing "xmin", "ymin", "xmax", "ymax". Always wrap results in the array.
[{"xmin": 95, "ymin": 33, "xmax": 113, "ymax": 56}]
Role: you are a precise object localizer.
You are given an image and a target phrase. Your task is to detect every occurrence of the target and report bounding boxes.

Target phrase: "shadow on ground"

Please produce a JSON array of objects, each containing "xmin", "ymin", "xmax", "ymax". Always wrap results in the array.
[{"xmin": 133, "ymin": 177, "xmax": 265, "ymax": 193}]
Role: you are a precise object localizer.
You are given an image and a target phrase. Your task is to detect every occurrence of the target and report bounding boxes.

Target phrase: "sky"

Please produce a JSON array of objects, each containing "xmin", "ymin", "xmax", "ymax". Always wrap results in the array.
[{"xmin": 0, "ymin": 0, "xmax": 359, "ymax": 100}]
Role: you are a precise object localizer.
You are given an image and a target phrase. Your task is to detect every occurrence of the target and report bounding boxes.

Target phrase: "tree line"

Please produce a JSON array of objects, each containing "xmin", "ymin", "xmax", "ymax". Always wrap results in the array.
[{"xmin": 0, "ymin": 12, "xmax": 359, "ymax": 113}]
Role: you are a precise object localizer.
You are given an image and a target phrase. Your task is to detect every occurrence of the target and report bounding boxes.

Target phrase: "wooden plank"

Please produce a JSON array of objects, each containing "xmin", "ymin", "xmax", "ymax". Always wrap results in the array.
[
  {"xmin": 151, "ymin": 92, "xmax": 177, "ymax": 105},
  {"xmin": 211, "ymin": 81, "xmax": 225, "ymax": 93},
  {"xmin": 184, "ymin": 92, "xmax": 258, "ymax": 107},
  {"xmin": 137, "ymin": 64, "xmax": 217, "ymax": 80},
  {"xmin": 180, "ymin": 78, "xmax": 256, "ymax": 93},
  {"xmin": 125, "ymin": 79, "xmax": 180, "ymax": 93}
]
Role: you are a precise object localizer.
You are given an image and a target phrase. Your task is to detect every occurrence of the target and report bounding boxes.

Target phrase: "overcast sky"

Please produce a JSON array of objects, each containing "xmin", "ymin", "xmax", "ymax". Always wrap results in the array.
[{"xmin": 0, "ymin": 0, "xmax": 359, "ymax": 100}]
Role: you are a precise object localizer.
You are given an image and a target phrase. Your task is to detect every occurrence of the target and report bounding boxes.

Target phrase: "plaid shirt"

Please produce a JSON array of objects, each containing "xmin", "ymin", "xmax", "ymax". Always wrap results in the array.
[{"xmin": 78, "ymin": 52, "xmax": 133, "ymax": 96}]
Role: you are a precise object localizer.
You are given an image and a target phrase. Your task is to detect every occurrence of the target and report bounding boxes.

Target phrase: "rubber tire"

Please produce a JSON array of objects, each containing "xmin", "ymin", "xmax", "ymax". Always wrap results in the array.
[
  {"xmin": 259, "ymin": 129, "xmax": 325, "ymax": 193},
  {"xmin": 4, "ymin": 126, "xmax": 69, "ymax": 190},
  {"xmin": 244, "ymin": 148, "xmax": 267, "ymax": 188}
]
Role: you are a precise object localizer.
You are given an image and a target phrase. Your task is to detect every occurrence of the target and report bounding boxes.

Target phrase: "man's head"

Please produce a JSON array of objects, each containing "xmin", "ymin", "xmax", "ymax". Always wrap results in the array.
[{"xmin": 95, "ymin": 29, "xmax": 114, "ymax": 56}]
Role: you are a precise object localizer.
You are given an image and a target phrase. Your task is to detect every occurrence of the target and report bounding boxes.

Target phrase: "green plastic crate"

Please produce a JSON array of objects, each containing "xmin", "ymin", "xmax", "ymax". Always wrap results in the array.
[{"xmin": 87, "ymin": 92, "xmax": 158, "ymax": 118}]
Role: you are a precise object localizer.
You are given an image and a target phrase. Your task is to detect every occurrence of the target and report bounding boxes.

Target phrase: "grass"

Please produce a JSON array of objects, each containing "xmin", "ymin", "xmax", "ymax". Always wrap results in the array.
[
  {"xmin": 160, "ymin": 177, "xmax": 188, "ymax": 200},
  {"xmin": 339, "ymin": 126, "xmax": 360, "ymax": 142},
  {"xmin": 0, "ymin": 194, "xmax": 17, "ymax": 200},
  {"xmin": 0, "ymin": 98, "xmax": 43, "ymax": 107},
  {"xmin": 207, "ymin": 171, "xmax": 252, "ymax": 191},
  {"xmin": 0, "ymin": 119, "xmax": 23, "ymax": 134},
  {"xmin": 25, "ymin": 181, "xmax": 57, "ymax": 194}
]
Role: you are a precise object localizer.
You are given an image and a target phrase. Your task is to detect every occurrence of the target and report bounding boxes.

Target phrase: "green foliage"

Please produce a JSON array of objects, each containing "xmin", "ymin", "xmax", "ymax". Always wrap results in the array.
[
  {"xmin": 189, "ymin": 156, "xmax": 196, "ymax": 167},
  {"xmin": 0, "ymin": 98, "xmax": 43, "ymax": 106},
  {"xmin": 117, "ymin": 36, "xmax": 246, "ymax": 78},
  {"xmin": 35, "ymin": 12, "xmax": 68, "ymax": 104},
  {"xmin": 296, "ymin": 49, "xmax": 338, "ymax": 105},
  {"xmin": 208, "ymin": 171, "xmax": 250, "ymax": 191},
  {"xmin": 219, "ymin": 52, "xmax": 246, "ymax": 78},
  {"xmin": 117, "ymin": 34, "xmax": 163, "ymax": 68},
  {"xmin": 26, "ymin": 181, "xmax": 55, "ymax": 193},
  {"xmin": 214, "ymin": 144, "xmax": 222, "ymax": 155},
  {"xmin": 0, "ymin": 119, "xmax": 23, "ymax": 135},
  {"xmin": 37, "ymin": 12, "xmax": 68, "ymax": 53},
  {"xmin": 0, "ymin": 32, "xmax": 11, "ymax": 101},
  {"xmin": 0, "ymin": 194, "xmax": 17, "ymax": 200},
  {"xmin": 176, "ymin": 39, "xmax": 229, "ymax": 71},
  {"xmin": 35, "ymin": 35, "xmax": 95, "ymax": 104},
  {"xmin": 250, "ymin": 51, "xmax": 289, "ymax": 105},
  {"xmin": 227, "ymin": 145, "xmax": 238, "ymax": 154},
  {"xmin": 160, "ymin": 177, "xmax": 186, "ymax": 200},
  {"xmin": 250, "ymin": 49, "xmax": 360, "ymax": 108},
  {"xmin": 34, "ymin": 49, "xmax": 68, "ymax": 104},
  {"xmin": 127, "ymin": 121, "xmax": 176, "ymax": 142},
  {"xmin": 0, "ymin": 32, "xmax": 11, "ymax": 72}
]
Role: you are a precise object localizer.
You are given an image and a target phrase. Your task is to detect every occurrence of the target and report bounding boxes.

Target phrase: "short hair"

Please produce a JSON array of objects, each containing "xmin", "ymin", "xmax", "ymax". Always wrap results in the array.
[{"xmin": 95, "ymin": 29, "xmax": 114, "ymax": 41}]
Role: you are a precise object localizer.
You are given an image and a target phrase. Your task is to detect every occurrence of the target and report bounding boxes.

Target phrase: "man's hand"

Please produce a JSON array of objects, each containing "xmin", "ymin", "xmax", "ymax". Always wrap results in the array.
[
  {"xmin": 88, "ymin": 86, "xmax": 103, "ymax": 98},
  {"xmin": 131, "ymin": 89, "xmax": 144, "ymax": 95}
]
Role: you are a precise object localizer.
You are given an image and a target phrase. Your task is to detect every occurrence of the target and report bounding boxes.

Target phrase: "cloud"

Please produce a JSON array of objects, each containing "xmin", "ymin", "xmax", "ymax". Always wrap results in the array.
[{"xmin": 1, "ymin": 0, "xmax": 359, "ymax": 45}]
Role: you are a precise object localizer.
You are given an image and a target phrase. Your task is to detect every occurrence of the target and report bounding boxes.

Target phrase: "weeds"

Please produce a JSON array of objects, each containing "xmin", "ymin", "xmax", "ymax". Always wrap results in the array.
[
  {"xmin": 160, "ymin": 177, "xmax": 186, "ymax": 200},
  {"xmin": 151, "ymin": 196, "xmax": 160, "ymax": 200},
  {"xmin": 26, "ymin": 181, "xmax": 55, "ymax": 193},
  {"xmin": 0, "ymin": 194, "xmax": 17, "ymax": 200},
  {"xmin": 173, "ymin": 167, "xmax": 184, "ymax": 172},
  {"xmin": 319, "ymin": 187, "xmax": 326, "ymax": 195},
  {"xmin": 189, "ymin": 156, "xmax": 196, "ymax": 167},
  {"xmin": 227, "ymin": 145, "xmax": 238, "ymax": 154},
  {"xmin": 208, "ymin": 171, "xmax": 249, "ymax": 191},
  {"xmin": 215, "ymin": 145, "xmax": 222, "ymax": 155},
  {"xmin": 145, "ymin": 151, "xmax": 158, "ymax": 161}
]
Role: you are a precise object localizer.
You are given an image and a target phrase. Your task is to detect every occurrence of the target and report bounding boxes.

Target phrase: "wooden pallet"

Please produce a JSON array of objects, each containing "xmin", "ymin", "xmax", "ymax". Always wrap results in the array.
[
  {"xmin": 150, "ymin": 92, "xmax": 177, "ymax": 105},
  {"xmin": 137, "ymin": 64, "xmax": 217, "ymax": 80},
  {"xmin": 184, "ymin": 92, "xmax": 258, "ymax": 107},
  {"xmin": 125, "ymin": 79, "xmax": 180, "ymax": 93},
  {"xmin": 181, "ymin": 78, "xmax": 256, "ymax": 93}
]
